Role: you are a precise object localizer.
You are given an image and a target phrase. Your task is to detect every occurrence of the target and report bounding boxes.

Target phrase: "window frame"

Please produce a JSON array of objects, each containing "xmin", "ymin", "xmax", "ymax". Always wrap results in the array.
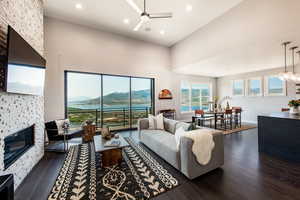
[
  {"xmin": 246, "ymin": 77, "xmax": 263, "ymax": 97},
  {"xmin": 180, "ymin": 81, "xmax": 212, "ymax": 113},
  {"xmin": 232, "ymin": 79, "xmax": 245, "ymax": 97},
  {"xmin": 264, "ymin": 75, "xmax": 286, "ymax": 96},
  {"xmin": 64, "ymin": 70, "xmax": 155, "ymax": 130}
]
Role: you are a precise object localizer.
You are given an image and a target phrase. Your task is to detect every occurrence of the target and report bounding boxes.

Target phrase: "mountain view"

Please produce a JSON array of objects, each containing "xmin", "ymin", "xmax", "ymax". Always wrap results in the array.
[{"xmin": 68, "ymin": 89, "xmax": 151, "ymax": 109}]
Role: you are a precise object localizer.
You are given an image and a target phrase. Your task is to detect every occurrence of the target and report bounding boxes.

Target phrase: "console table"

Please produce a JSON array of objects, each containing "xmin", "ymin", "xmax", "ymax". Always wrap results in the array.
[{"xmin": 258, "ymin": 113, "xmax": 300, "ymax": 162}]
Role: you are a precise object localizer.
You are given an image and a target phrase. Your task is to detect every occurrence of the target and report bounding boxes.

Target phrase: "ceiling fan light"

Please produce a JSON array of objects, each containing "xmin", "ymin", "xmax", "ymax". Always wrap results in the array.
[
  {"xmin": 186, "ymin": 4, "xmax": 193, "ymax": 12},
  {"xmin": 141, "ymin": 15, "xmax": 150, "ymax": 22}
]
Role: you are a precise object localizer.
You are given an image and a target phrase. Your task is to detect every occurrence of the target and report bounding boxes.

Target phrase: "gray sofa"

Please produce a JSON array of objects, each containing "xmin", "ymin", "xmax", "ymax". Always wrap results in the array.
[{"xmin": 138, "ymin": 118, "xmax": 224, "ymax": 179}]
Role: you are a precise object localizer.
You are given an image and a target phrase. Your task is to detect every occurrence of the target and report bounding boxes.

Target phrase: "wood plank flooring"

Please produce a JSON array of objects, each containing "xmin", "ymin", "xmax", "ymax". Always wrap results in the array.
[{"xmin": 15, "ymin": 129, "xmax": 300, "ymax": 200}]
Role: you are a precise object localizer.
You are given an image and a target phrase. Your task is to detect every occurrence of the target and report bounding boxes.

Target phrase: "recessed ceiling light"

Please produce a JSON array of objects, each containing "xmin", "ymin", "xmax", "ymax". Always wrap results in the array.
[
  {"xmin": 123, "ymin": 18, "xmax": 130, "ymax": 24},
  {"xmin": 186, "ymin": 4, "xmax": 193, "ymax": 12},
  {"xmin": 160, "ymin": 30, "xmax": 165, "ymax": 35},
  {"xmin": 75, "ymin": 3, "xmax": 83, "ymax": 9}
]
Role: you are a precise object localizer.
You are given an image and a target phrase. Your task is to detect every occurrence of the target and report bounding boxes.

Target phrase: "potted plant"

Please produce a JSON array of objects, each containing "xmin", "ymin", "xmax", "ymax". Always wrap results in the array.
[{"xmin": 288, "ymin": 99, "xmax": 300, "ymax": 114}]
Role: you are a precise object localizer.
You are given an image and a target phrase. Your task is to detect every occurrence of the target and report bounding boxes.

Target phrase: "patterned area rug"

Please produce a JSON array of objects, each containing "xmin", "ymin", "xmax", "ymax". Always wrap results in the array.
[
  {"xmin": 223, "ymin": 125, "xmax": 256, "ymax": 135},
  {"xmin": 48, "ymin": 138, "xmax": 179, "ymax": 200}
]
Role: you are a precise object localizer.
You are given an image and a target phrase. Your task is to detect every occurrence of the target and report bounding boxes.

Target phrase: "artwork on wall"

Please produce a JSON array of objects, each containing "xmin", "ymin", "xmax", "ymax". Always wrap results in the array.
[{"xmin": 159, "ymin": 89, "xmax": 172, "ymax": 99}]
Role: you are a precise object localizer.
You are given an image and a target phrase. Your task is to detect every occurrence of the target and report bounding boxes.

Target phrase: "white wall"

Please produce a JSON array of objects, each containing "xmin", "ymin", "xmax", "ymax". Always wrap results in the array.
[
  {"xmin": 170, "ymin": 0, "xmax": 300, "ymax": 77},
  {"xmin": 217, "ymin": 67, "xmax": 298, "ymax": 123},
  {"xmin": 44, "ymin": 17, "xmax": 216, "ymax": 122}
]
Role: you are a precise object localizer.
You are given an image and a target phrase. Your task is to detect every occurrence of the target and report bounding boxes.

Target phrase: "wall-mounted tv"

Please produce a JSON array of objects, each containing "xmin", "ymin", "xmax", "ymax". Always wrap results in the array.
[{"xmin": 4, "ymin": 26, "xmax": 46, "ymax": 96}]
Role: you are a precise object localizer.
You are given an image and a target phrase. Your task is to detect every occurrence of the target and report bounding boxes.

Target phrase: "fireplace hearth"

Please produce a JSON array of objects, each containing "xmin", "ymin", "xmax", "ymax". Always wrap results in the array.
[{"xmin": 4, "ymin": 125, "xmax": 35, "ymax": 169}]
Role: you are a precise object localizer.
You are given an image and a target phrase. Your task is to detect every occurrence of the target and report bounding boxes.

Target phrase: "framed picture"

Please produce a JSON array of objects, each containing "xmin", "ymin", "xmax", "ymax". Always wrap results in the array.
[
  {"xmin": 232, "ymin": 80, "xmax": 245, "ymax": 96},
  {"xmin": 159, "ymin": 89, "xmax": 173, "ymax": 99},
  {"xmin": 264, "ymin": 75, "xmax": 286, "ymax": 96}
]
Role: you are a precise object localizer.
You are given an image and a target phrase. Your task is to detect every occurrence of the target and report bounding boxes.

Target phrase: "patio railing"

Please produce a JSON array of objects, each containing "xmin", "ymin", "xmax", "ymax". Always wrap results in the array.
[{"xmin": 67, "ymin": 107, "xmax": 152, "ymax": 130}]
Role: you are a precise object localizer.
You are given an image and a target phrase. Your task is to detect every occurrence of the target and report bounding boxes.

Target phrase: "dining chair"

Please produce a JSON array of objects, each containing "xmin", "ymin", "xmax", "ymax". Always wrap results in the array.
[
  {"xmin": 194, "ymin": 109, "xmax": 214, "ymax": 128},
  {"xmin": 233, "ymin": 108, "xmax": 242, "ymax": 128},
  {"xmin": 217, "ymin": 109, "xmax": 233, "ymax": 130}
]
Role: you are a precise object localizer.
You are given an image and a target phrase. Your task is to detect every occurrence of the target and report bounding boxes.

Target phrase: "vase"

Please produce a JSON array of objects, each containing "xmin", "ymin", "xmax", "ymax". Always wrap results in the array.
[{"xmin": 289, "ymin": 107, "xmax": 299, "ymax": 114}]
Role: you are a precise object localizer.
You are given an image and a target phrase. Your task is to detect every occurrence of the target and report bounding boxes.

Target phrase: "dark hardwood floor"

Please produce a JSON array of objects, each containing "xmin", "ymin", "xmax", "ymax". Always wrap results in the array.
[{"xmin": 15, "ymin": 128, "xmax": 300, "ymax": 200}]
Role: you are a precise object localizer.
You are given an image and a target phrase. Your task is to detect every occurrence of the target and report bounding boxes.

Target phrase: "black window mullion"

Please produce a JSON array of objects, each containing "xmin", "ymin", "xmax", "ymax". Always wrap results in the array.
[
  {"xmin": 129, "ymin": 77, "xmax": 132, "ymax": 129},
  {"xmin": 101, "ymin": 74, "xmax": 103, "ymax": 128}
]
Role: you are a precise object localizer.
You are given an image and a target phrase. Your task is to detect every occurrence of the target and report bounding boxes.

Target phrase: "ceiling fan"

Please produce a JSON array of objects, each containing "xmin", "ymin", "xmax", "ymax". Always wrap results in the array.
[{"xmin": 125, "ymin": 0, "xmax": 173, "ymax": 31}]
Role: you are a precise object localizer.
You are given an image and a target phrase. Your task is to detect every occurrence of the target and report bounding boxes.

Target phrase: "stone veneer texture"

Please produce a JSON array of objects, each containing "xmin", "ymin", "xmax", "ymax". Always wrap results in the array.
[{"xmin": 0, "ymin": 0, "xmax": 44, "ymax": 188}]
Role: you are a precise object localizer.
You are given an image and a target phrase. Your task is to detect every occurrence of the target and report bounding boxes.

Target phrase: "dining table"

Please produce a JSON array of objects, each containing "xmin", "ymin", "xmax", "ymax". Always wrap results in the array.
[
  {"xmin": 192, "ymin": 109, "xmax": 242, "ymax": 130},
  {"xmin": 192, "ymin": 110, "xmax": 225, "ymax": 129}
]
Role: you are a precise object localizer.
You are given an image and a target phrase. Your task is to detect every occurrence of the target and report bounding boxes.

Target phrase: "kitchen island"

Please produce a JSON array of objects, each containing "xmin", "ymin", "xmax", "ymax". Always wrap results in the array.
[{"xmin": 258, "ymin": 112, "xmax": 300, "ymax": 162}]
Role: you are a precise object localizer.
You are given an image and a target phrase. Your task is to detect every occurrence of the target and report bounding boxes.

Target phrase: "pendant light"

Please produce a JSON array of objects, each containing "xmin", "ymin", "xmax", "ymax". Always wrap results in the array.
[
  {"xmin": 279, "ymin": 41, "xmax": 291, "ymax": 81},
  {"xmin": 289, "ymin": 46, "xmax": 298, "ymax": 82}
]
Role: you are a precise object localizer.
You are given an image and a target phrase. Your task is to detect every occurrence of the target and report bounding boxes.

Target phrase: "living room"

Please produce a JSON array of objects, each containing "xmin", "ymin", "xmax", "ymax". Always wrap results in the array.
[{"xmin": 0, "ymin": 0, "xmax": 300, "ymax": 200}]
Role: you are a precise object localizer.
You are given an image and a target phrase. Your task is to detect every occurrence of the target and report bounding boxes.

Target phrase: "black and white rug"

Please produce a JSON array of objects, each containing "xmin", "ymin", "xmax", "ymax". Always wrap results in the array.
[{"xmin": 48, "ymin": 138, "xmax": 179, "ymax": 200}]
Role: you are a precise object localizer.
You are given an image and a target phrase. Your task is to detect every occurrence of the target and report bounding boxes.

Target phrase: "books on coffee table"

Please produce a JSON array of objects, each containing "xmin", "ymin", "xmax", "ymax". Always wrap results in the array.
[{"xmin": 104, "ymin": 139, "xmax": 121, "ymax": 147}]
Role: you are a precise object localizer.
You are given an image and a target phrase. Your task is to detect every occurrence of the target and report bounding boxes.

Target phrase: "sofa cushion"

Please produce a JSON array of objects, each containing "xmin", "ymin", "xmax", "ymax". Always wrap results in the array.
[
  {"xmin": 140, "ymin": 130, "xmax": 180, "ymax": 169},
  {"xmin": 163, "ymin": 118, "xmax": 178, "ymax": 134},
  {"xmin": 148, "ymin": 114, "xmax": 164, "ymax": 130},
  {"xmin": 176, "ymin": 122, "xmax": 190, "ymax": 131}
]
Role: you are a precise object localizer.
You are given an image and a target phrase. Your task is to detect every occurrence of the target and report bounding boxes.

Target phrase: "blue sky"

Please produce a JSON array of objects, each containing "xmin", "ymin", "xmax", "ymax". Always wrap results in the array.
[
  {"xmin": 269, "ymin": 77, "xmax": 283, "ymax": 89},
  {"xmin": 67, "ymin": 73, "xmax": 151, "ymax": 99}
]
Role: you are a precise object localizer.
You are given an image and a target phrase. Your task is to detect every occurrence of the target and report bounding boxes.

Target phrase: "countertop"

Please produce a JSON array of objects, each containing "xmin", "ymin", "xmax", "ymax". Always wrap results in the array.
[{"xmin": 260, "ymin": 112, "xmax": 300, "ymax": 120}]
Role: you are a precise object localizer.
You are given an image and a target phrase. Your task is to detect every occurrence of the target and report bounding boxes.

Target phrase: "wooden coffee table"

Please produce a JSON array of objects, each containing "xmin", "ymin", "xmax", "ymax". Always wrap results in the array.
[{"xmin": 93, "ymin": 135, "xmax": 129, "ymax": 167}]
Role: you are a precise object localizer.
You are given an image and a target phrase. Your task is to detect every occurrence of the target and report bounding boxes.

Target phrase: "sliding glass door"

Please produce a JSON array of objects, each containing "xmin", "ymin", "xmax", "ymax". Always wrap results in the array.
[
  {"xmin": 102, "ymin": 75, "xmax": 130, "ymax": 130},
  {"xmin": 131, "ymin": 78, "xmax": 153, "ymax": 128},
  {"xmin": 65, "ymin": 71, "xmax": 154, "ymax": 130},
  {"xmin": 66, "ymin": 72, "xmax": 101, "ymax": 127}
]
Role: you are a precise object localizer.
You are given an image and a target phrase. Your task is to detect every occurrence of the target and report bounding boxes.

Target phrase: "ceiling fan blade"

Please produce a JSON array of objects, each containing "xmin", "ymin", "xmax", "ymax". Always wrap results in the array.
[
  {"xmin": 133, "ymin": 20, "xmax": 145, "ymax": 31},
  {"xmin": 125, "ymin": 0, "xmax": 142, "ymax": 14},
  {"xmin": 149, "ymin": 13, "xmax": 173, "ymax": 19}
]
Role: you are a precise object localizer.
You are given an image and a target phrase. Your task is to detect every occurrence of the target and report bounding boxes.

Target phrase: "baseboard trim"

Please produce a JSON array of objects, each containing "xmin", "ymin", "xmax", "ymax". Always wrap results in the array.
[{"xmin": 243, "ymin": 120, "xmax": 258, "ymax": 125}]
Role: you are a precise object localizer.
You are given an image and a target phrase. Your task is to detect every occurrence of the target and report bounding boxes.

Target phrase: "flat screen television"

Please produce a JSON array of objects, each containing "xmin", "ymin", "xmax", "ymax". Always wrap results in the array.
[{"xmin": 4, "ymin": 26, "xmax": 46, "ymax": 96}]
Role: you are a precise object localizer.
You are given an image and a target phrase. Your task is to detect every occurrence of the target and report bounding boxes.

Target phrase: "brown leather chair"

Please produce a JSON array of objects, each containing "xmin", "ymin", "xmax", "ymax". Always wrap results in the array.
[
  {"xmin": 232, "ymin": 107, "xmax": 242, "ymax": 128},
  {"xmin": 217, "ymin": 109, "xmax": 233, "ymax": 130}
]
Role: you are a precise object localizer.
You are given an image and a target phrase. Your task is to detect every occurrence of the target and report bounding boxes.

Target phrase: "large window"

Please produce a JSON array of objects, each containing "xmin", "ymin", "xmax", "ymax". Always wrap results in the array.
[
  {"xmin": 232, "ymin": 80, "xmax": 245, "ymax": 96},
  {"xmin": 66, "ymin": 71, "xmax": 154, "ymax": 130},
  {"xmin": 247, "ymin": 78, "xmax": 262, "ymax": 96},
  {"xmin": 181, "ymin": 82, "xmax": 211, "ymax": 112},
  {"xmin": 264, "ymin": 75, "xmax": 286, "ymax": 96}
]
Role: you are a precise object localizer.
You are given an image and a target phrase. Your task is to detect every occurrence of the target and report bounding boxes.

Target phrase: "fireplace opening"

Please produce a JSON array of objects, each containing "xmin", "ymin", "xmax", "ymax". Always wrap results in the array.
[{"xmin": 4, "ymin": 125, "xmax": 35, "ymax": 169}]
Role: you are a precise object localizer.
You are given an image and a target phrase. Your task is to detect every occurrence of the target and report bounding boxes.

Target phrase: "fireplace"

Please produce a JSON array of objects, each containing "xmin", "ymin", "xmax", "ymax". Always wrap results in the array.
[{"xmin": 4, "ymin": 125, "xmax": 35, "ymax": 169}]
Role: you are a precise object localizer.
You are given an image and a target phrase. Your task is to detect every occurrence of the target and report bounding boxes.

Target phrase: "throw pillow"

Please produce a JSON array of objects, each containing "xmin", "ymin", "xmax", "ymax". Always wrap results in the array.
[
  {"xmin": 148, "ymin": 114, "xmax": 164, "ymax": 130},
  {"xmin": 148, "ymin": 114, "xmax": 156, "ymax": 130},
  {"xmin": 156, "ymin": 113, "xmax": 164, "ymax": 130},
  {"xmin": 187, "ymin": 122, "xmax": 197, "ymax": 131},
  {"xmin": 55, "ymin": 119, "xmax": 70, "ymax": 135},
  {"xmin": 176, "ymin": 122, "xmax": 190, "ymax": 131},
  {"xmin": 175, "ymin": 127, "xmax": 186, "ymax": 150}
]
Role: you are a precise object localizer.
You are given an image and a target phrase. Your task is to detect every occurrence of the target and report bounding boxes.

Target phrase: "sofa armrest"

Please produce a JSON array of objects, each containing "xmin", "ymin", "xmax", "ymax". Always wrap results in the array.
[
  {"xmin": 180, "ymin": 130, "xmax": 224, "ymax": 179},
  {"xmin": 137, "ymin": 118, "xmax": 149, "ymax": 139}
]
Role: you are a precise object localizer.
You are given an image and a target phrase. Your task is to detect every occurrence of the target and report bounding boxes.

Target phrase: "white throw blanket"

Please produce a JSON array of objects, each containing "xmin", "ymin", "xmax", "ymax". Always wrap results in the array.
[{"xmin": 184, "ymin": 129, "xmax": 215, "ymax": 165}]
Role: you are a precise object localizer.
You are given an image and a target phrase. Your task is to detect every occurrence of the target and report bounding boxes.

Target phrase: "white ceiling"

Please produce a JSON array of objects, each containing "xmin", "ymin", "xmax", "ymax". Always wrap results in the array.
[
  {"xmin": 44, "ymin": 0, "xmax": 244, "ymax": 47},
  {"xmin": 171, "ymin": 0, "xmax": 300, "ymax": 77}
]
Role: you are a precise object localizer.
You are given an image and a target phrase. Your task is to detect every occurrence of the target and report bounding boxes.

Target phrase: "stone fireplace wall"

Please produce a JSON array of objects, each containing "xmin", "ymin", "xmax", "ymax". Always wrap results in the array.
[{"xmin": 0, "ymin": 0, "xmax": 44, "ymax": 188}]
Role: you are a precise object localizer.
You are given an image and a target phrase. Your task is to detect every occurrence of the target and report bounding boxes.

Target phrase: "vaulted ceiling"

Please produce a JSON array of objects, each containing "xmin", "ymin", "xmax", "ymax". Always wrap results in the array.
[{"xmin": 44, "ymin": 0, "xmax": 244, "ymax": 46}]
